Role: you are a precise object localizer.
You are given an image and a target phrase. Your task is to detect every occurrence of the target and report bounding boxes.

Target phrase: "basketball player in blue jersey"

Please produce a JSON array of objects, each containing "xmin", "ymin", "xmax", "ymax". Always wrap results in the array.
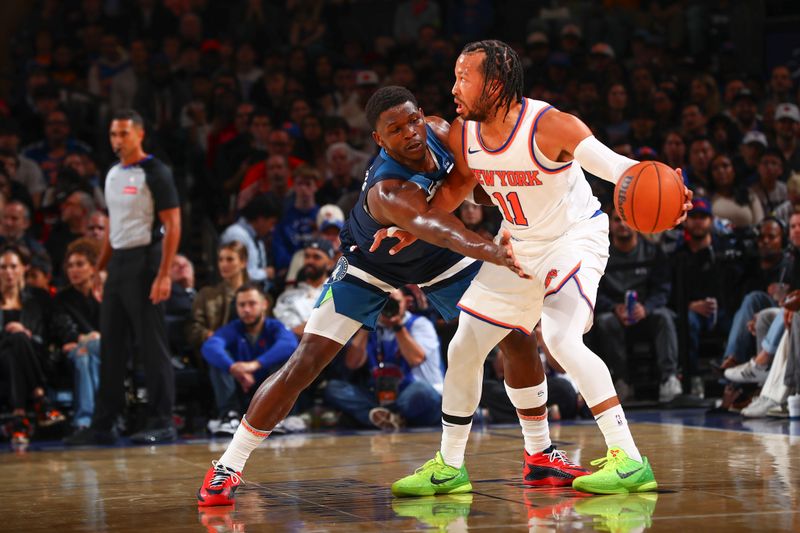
[
  {"xmin": 387, "ymin": 40, "xmax": 693, "ymax": 496},
  {"xmin": 197, "ymin": 86, "xmax": 589, "ymax": 508}
]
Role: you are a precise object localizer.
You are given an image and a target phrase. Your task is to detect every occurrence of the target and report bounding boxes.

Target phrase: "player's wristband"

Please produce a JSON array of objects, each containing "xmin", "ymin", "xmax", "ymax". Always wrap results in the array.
[{"xmin": 392, "ymin": 324, "xmax": 404, "ymax": 332}]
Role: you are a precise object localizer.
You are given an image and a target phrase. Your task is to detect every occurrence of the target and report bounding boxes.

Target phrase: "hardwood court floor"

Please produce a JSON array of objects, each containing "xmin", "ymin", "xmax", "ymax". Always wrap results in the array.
[{"xmin": 2, "ymin": 411, "xmax": 799, "ymax": 532}]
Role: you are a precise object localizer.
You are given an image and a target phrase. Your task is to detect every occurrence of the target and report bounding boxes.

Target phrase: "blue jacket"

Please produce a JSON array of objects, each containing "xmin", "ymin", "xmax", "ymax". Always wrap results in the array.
[{"xmin": 201, "ymin": 318, "xmax": 298, "ymax": 372}]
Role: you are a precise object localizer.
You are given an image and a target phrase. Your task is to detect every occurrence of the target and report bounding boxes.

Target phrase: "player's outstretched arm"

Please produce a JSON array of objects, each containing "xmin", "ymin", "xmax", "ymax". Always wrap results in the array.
[{"xmin": 366, "ymin": 179, "xmax": 528, "ymax": 278}]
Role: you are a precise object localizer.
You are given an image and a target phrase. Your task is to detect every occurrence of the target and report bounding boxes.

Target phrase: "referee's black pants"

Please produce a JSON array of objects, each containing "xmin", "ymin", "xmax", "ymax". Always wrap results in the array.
[{"xmin": 93, "ymin": 243, "xmax": 174, "ymax": 430}]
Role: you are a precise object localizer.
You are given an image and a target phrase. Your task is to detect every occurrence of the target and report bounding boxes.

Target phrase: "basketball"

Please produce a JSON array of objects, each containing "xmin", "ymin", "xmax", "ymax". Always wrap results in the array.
[{"xmin": 614, "ymin": 161, "xmax": 686, "ymax": 234}]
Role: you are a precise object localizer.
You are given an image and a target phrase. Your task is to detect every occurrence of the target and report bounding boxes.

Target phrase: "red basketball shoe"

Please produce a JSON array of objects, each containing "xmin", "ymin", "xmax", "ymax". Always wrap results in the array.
[
  {"xmin": 524, "ymin": 446, "xmax": 590, "ymax": 487},
  {"xmin": 197, "ymin": 461, "xmax": 243, "ymax": 507}
]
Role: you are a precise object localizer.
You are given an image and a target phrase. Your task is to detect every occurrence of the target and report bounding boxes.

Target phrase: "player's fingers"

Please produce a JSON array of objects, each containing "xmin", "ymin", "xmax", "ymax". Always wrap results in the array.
[{"xmin": 370, "ymin": 228, "xmax": 389, "ymax": 252}]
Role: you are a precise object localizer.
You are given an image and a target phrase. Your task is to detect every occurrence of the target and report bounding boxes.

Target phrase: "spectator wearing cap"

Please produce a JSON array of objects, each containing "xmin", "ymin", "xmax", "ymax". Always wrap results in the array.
[
  {"xmin": 588, "ymin": 42, "xmax": 615, "ymax": 75},
  {"xmin": 559, "ymin": 23, "xmax": 583, "ymax": 58},
  {"xmin": 201, "ymin": 281, "xmax": 298, "ymax": 434},
  {"xmin": 220, "ymin": 194, "xmax": 282, "ymax": 287},
  {"xmin": 731, "ymin": 89, "xmax": 762, "ymax": 136},
  {"xmin": 0, "ymin": 121, "xmax": 46, "ymax": 209},
  {"xmin": 670, "ymin": 197, "xmax": 737, "ymax": 395},
  {"xmin": 736, "ymin": 130, "xmax": 769, "ymax": 181},
  {"xmin": 774, "ymin": 103, "xmax": 800, "ymax": 172},
  {"xmin": 524, "ymin": 31, "xmax": 550, "ymax": 72},
  {"xmin": 274, "ymin": 238, "xmax": 335, "ymax": 337},
  {"xmin": 317, "ymin": 142, "xmax": 364, "ymax": 206},
  {"xmin": 750, "ymin": 149, "xmax": 788, "ymax": 215},
  {"xmin": 271, "ymin": 166, "xmax": 320, "ymax": 278},
  {"xmin": 317, "ymin": 203, "xmax": 344, "ymax": 254},
  {"xmin": 710, "ymin": 153, "xmax": 764, "ymax": 228}
]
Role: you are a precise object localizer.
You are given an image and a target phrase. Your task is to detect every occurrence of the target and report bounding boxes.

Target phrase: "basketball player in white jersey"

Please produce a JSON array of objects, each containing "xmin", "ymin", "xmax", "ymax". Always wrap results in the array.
[{"xmin": 388, "ymin": 40, "xmax": 692, "ymax": 495}]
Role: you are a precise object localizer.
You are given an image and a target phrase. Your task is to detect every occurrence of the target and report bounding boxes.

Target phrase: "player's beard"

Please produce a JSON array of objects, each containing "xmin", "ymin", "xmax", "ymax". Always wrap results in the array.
[{"xmin": 460, "ymin": 96, "xmax": 492, "ymax": 122}]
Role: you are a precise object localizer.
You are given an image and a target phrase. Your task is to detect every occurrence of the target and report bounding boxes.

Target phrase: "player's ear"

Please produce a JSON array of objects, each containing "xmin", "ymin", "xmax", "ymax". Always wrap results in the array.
[{"xmin": 372, "ymin": 130, "xmax": 384, "ymax": 149}]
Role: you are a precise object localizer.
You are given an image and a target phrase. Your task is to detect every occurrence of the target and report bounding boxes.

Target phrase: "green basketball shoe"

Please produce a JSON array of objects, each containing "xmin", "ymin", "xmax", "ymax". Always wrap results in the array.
[
  {"xmin": 574, "ymin": 493, "xmax": 659, "ymax": 532},
  {"xmin": 572, "ymin": 447, "xmax": 657, "ymax": 494},
  {"xmin": 391, "ymin": 452, "xmax": 473, "ymax": 497}
]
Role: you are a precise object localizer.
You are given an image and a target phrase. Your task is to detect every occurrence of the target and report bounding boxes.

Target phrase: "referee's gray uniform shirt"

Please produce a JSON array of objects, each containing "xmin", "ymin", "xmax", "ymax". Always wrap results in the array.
[{"xmin": 105, "ymin": 154, "xmax": 179, "ymax": 249}]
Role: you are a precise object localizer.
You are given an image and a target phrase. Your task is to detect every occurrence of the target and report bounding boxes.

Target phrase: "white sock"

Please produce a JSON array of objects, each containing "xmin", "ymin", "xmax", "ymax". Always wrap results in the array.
[
  {"xmin": 440, "ymin": 418, "xmax": 472, "ymax": 468},
  {"xmin": 217, "ymin": 416, "xmax": 270, "ymax": 472},
  {"xmin": 594, "ymin": 405, "xmax": 642, "ymax": 462},
  {"xmin": 518, "ymin": 413, "xmax": 551, "ymax": 455}
]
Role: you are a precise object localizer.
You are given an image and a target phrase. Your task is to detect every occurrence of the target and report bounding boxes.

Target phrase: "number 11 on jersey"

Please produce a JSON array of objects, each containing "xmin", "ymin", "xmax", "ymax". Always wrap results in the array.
[{"xmin": 492, "ymin": 191, "xmax": 529, "ymax": 226}]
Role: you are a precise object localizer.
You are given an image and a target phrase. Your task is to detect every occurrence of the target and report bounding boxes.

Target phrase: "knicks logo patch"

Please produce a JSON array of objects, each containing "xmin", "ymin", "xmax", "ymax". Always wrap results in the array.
[
  {"xmin": 330, "ymin": 256, "xmax": 348, "ymax": 283},
  {"xmin": 544, "ymin": 269, "xmax": 559, "ymax": 288}
]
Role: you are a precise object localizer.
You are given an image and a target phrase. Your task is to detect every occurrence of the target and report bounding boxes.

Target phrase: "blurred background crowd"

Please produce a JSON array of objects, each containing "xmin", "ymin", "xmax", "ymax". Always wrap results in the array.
[{"xmin": 1, "ymin": 0, "xmax": 800, "ymax": 445}]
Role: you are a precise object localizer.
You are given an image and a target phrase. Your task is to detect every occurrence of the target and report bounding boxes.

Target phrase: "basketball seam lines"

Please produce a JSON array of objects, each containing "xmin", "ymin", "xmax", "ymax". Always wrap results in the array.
[
  {"xmin": 629, "ymin": 166, "xmax": 639, "ymax": 232},
  {"xmin": 652, "ymin": 162, "xmax": 662, "ymax": 234}
]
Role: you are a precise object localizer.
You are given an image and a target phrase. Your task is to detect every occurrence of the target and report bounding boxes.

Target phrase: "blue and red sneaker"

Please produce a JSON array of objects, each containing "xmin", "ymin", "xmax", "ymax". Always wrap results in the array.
[
  {"xmin": 197, "ymin": 461, "xmax": 243, "ymax": 507},
  {"xmin": 524, "ymin": 446, "xmax": 590, "ymax": 487}
]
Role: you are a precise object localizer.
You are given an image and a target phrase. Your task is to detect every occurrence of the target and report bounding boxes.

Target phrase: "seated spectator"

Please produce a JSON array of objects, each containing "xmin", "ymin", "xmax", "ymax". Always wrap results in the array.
[
  {"xmin": 201, "ymin": 282, "xmax": 297, "ymax": 434},
  {"xmin": 237, "ymin": 154, "xmax": 293, "ymax": 210},
  {"xmin": 0, "ymin": 120, "xmax": 46, "ymax": 209},
  {"xmin": 0, "ymin": 153, "xmax": 38, "ymax": 211},
  {"xmin": 0, "ymin": 200, "xmax": 47, "ymax": 259},
  {"xmin": 324, "ymin": 289, "xmax": 443, "ymax": 430},
  {"xmin": 317, "ymin": 203, "xmax": 344, "ymax": 256},
  {"xmin": 220, "ymin": 193, "xmax": 282, "ymax": 287},
  {"xmin": 749, "ymin": 149, "xmax": 787, "ymax": 216},
  {"xmin": 0, "ymin": 245, "xmax": 62, "ymax": 445},
  {"xmin": 187, "ymin": 242, "xmax": 249, "ymax": 357},
  {"xmin": 274, "ymin": 238, "xmax": 335, "ymax": 337},
  {"xmin": 724, "ymin": 212, "xmax": 800, "ymax": 389},
  {"xmin": 86, "ymin": 211, "xmax": 108, "ymax": 242},
  {"xmin": 46, "ymin": 190, "xmax": 94, "ymax": 282},
  {"xmin": 775, "ymin": 103, "xmax": 800, "ymax": 173},
  {"xmin": 709, "ymin": 153, "xmax": 763, "ymax": 228},
  {"xmin": 52, "ymin": 238, "xmax": 102, "ymax": 432},
  {"xmin": 671, "ymin": 198, "xmax": 738, "ymax": 396},
  {"xmin": 25, "ymin": 253, "xmax": 54, "ymax": 296},
  {"xmin": 22, "ymin": 108, "xmax": 91, "ymax": 185},
  {"xmin": 719, "ymin": 217, "xmax": 791, "ymax": 369},
  {"xmin": 590, "ymin": 207, "xmax": 681, "ymax": 402},
  {"xmin": 316, "ymin": 142, "xmax": 363, "ymax": 206},
  {"xmin": 734, "ymin": 130, "xmax": 767, "ymax": 183},
  {"xmin": 166, "ymin": 254, "xmax": 196, "ymax": 354},
  {"xmin": 271, "ymin": 166, "xmax": 320, "ymax": 279}
]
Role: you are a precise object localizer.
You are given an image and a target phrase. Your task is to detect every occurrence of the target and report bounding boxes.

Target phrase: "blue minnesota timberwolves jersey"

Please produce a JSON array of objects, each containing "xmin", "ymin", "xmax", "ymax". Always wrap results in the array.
[{"xmin": 339, "ymin": 124, "xmax": 465, "ymax": 287}]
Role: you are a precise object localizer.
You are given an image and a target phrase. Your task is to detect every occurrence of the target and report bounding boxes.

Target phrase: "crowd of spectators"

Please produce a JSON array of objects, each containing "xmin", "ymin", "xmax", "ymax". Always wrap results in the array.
[{"xmin": 2, "ymin": 0, "xmax": 800, "ymax": 445}]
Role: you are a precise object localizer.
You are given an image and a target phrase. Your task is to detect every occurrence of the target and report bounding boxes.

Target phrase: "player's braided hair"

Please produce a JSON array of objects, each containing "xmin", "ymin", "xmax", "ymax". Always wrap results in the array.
[
  {"xmin": 365, "ymin": 86, "xmax": 418, "ymax": 130},
  {"xmin": 461, "ymin": 40, "xmax": 523, "ymax": 119}
]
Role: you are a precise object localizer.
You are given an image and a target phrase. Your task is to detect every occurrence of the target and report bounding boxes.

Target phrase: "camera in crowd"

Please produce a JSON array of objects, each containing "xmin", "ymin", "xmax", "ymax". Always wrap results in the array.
[{"xmin": 381, "ymin": 297, "xmax": 400, "ymax": 319}]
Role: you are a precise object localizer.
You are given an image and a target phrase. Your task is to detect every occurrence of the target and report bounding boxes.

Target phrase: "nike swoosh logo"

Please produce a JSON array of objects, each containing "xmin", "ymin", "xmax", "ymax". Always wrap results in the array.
[
  {"xmin": 430, "ymin": 473, "xmax": 458, "ymax": 485},
  {"xmin": 616, "ymin": 467, "xmax": 643, "ymax": 479},
  {"xmin": 467, "ymin": 147, "xmax": 480, "ymax": 154}
]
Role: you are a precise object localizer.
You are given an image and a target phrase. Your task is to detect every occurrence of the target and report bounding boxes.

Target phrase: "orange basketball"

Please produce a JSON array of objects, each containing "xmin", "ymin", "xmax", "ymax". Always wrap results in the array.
[{"xmin": 614, "ymin": 161, "xmax": 685, "ymax": 234}]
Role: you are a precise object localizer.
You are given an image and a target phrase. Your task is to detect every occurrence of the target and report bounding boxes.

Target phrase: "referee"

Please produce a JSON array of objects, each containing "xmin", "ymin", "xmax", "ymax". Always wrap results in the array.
[{"xmin": 65, "ymin": 110, "xmax": 181, "ymax": 445}]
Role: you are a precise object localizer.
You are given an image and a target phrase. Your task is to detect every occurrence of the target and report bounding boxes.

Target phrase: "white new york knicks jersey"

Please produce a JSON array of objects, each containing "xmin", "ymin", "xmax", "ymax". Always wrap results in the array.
[{"xmin": 463, "ymin": 98, "xmax": 600, "ymax": 243}]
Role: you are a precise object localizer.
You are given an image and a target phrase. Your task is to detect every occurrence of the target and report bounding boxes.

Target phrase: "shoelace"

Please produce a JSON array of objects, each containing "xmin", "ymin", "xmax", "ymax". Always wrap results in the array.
[
  {"xmin": 546, "ymin": 448, "xmax": 576, "ymax": 466},
  {"xmin": 209, "ymin": 460, "xmax": 243, "ymax": 488},
  {"xmin": 589, "ymin": 450, "xmax": 627, "ymax": 471},
  {"xmin": 415, "ymin": 457, "xmax": 455, "ymax": 476}
]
